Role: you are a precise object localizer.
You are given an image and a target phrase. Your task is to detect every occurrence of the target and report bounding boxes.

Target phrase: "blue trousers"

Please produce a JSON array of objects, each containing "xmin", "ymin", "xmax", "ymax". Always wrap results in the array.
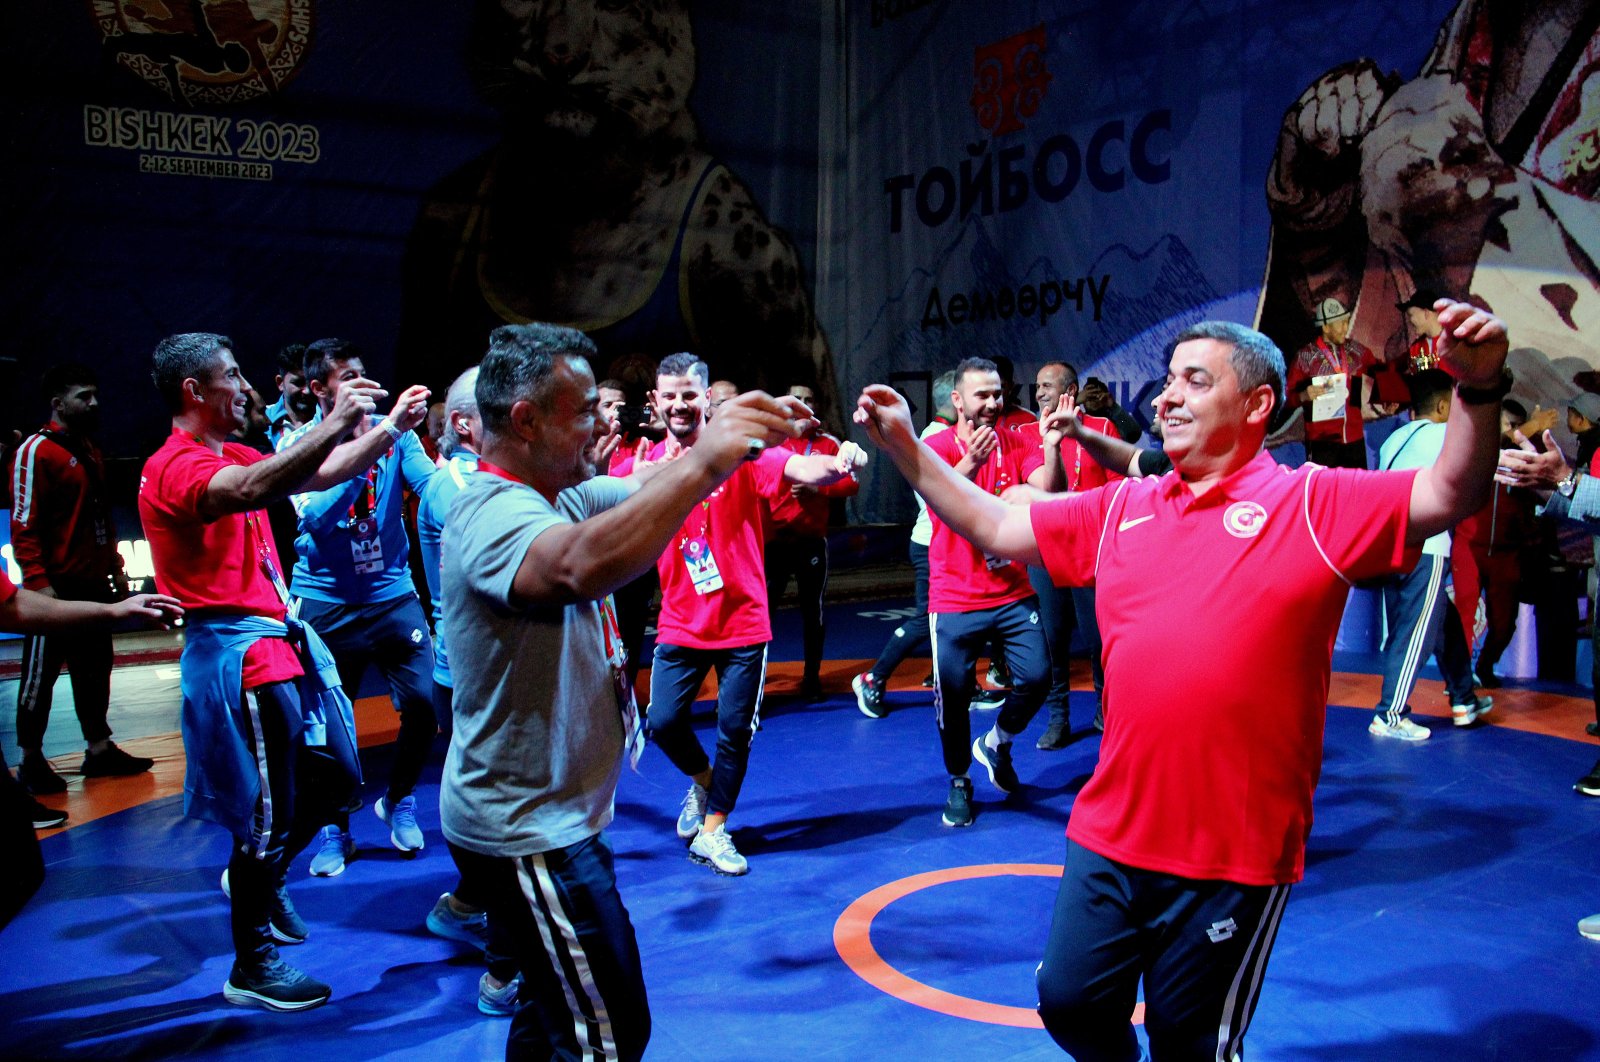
[
  {"xmin": 928, "ymin": 597, "xmax": 1048, "ymax": 777},
  {"xmin": 647, "ymin": 641, "xmax": 767, "ymax": 816},
  {"xmin": 1375, "ymin": 554, "xmax": 1474, "ymax": 724}
]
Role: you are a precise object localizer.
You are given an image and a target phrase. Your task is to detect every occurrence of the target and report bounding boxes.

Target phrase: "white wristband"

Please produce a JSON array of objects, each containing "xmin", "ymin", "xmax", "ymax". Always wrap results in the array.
[{"xmin": 379, "ymin": 418, "xmax": 403, "ymax": 442}]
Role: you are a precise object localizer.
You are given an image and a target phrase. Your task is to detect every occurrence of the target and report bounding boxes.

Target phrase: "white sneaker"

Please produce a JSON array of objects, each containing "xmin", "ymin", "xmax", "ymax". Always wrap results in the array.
[
  {"xmin": 1369, "ymin": 714, "xmax": 1430, "ymax": 741},
  {"xmin": 688, "ymin": 824, "xmax": 749, "ymax": 876},
  {"xmin": 675, "ymin": 783, "xmax": 707, "ymax": 840},
  {"xmin": 1579, "ymin": 913, "xmax": 1600, "ymax": 941},
  {"xmin": 1451, "ymin": 695, "xmax": 1493, "ymax": 727}
]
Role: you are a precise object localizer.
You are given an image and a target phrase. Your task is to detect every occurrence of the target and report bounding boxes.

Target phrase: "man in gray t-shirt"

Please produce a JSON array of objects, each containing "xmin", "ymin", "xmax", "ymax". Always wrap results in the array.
[{"xmin": 439, "ymin": 323, "xmax": 814, "ymax": 1062}]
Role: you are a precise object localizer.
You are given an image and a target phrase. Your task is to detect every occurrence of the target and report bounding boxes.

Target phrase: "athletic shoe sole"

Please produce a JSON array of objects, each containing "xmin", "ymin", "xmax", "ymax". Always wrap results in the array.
[
  {"xmin": 1580, "ymin": 922, "xmax": 1600, "ymax": 941},
  {"xmin": 426, "ymin": 911, "xmax": 488, "ymax": 952},
  {"xmin": 851, "ymin": 675, "xmax": 886, "ymax": 719},
  {"xmin": 687, "ymin": 851, "xmax": 749, "ymax": 876},
  {"xmin": 374, "ymin": 799, "xmax": 425, "ymax": 853},
  {"xmin": 222, "ymin": 981, "xmax": 330, "ymax": 1012},
  {"xmin": 972, "ymin": 737, "xmax": 1016, "ymax": 794},
  {"xmin": 1575, "ymin": 780, "xmax": 1600, "ymax": 797},
  {"xmin": 1367, "ymin": 720, "xmax": 1429, "ymax": 741},
  {"xmin": 940, "ymin": 811, "xmax": 974, "ymax": 828}
]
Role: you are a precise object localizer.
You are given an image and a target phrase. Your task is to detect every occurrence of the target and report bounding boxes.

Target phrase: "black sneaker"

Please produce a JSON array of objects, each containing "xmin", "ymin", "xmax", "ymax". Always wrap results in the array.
[
  {"xmin": 800, "ymin": 675, "xmax": 823, "ymax": 701},
  {"xmin": 1035, "ymin": 720, "xmax": 1070, "ymax": 751},
  {"xmin": 81, "ymin": 743, "xmax": 154, "ymax": 778},
  {"xmin": 920, "ymin": 672, "xmax": 935, "ymax": 688},
  {"xmin": 942, "ymin": 777, "xmax": 974, "ymax": 828},
  {"xmin": 223, "ymin": 959, "xmax": 331, "ymax": 1011},
  {"xmin": 987, "ymin": 661, "xmax": 1012, "ymax": 689},
  {"xmin": 970, "ymin": 685, "xmax": 1006, "ymax": 711},
  {"xmin": 19, "ymin": 757, "xmax": 66, "ymax": 795},
  {"xmin": 1576, "ymin": 763, "xmax": 1600, "ymax": 797},
  {"xmin": 1586, "ymin": 722, "xmax": 1600, "ymax": 739},
  {"xmin": 29, "ymin": 797, "xmax": 67, "ymax": 829},
  {"xmin": 972, "ymin": 736, "xmax": 1019, "ymax": 794},
  {"xmin": 852, "ymin": 673, "xmax": 887, "ymax": 719}
]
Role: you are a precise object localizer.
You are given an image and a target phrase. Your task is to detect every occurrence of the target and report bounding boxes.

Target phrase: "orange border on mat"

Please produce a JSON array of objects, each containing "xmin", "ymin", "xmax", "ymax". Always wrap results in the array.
[{"xmin": 833, "ymin": 862, "xmax": 1147, "ymax": 1028}]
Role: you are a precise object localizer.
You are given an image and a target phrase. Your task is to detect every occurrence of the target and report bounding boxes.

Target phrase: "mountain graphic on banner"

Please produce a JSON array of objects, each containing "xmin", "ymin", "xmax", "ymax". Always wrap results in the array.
[{"xmin": 851, "ymin": 217, "xmax": 1223, "ymax": 394}]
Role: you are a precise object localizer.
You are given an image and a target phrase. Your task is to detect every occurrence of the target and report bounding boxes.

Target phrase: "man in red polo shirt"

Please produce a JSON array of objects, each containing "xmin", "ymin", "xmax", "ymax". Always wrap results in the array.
[
  {"xmin": 623, "ymin": 353, "xmax": 862, "ymax": 876},
  {"xmin": 764, "ymin": 383, "xmax": 860, "ymax": 700},
  {"xmin": 1017, "ymin": 361, "xmax": 1117, "ymax": 748},
  {"xmin": 916, "ymin": 356, "xmax": 1064, "ymax": 829},
  {"xmin": 855, "ymin": 300, "xmax": 1509, "ymax": 1060},
  {"xmin": 139, "ymin": 332, "xmax": 428, "ymax": 1012}
]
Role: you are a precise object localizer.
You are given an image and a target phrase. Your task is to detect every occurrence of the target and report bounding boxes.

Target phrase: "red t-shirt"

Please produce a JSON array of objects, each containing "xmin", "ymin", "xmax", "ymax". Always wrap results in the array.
[
  {"xmin": 0, "ymin": 567, "xmax": 15, "ymax": 604},
  {"xmin": 138, "ymin": 428, "xmax": 301, "ymax": 688},
  {"xmin": 765, "ymin": 432, "xmax": 858, "ymax": 539},
  {"xmin": 1015, "ymin": 412, "xmax": 1124, "ymax": 492},
  {"xmin": 1031, "ymin": 451, "xmax": 1419, "ymax": 885},
  {"xmin": 649, "ymin": 443, "xmax": 790, "ymax": 650},
  {"xmin": 924, "ymin": 425, "xmax": 1044, "ymax": 613},
  {"xmin": 1287, "ymin": 337, "xmax": 1377, "ymax": 444}
]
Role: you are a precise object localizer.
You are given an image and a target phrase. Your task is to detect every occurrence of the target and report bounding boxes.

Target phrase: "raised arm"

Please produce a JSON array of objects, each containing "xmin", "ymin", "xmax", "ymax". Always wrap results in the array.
[
  {"xmin": 782, "ymin": 439, "xmax": 867, "ymax": 486},
  {"xmin": 1406, "ymin": 300, "xmax": 1510, "ymax": 544},
  {"xmin": 854, "ymin": 385, "xmax": 1043, "ymax": 566},
  {"xmin": 199, "ymin": 382, "xmax": 429, "ymax": 520},
  {"xmin": 1057, "ymin": 392, "xmax": 1147, "ymax": 478},
  {"xmin": 512, "ymin": 392, "xmax": 809, "ymax": 605}
]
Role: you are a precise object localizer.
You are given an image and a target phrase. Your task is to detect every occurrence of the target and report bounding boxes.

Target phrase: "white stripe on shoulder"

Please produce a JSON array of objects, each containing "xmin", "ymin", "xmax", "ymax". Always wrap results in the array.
[{"xmin": 1301, "ymin": 465, "xmax": 1353, "ymax": 587}]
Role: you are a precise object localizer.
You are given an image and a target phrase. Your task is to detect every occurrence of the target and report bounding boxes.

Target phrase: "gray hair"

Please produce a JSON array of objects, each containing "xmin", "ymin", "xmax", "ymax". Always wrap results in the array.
[
  {"xmin": 1171, "ymin": 321, "xmax": 1286, "ymax": 419},
  {"xmin": 439, "ymin": 366, "xmax": 481, "ymax": 458},
  {"xmin": 151, "ymin": 332, "xmax": 231, "ymax": 413}
]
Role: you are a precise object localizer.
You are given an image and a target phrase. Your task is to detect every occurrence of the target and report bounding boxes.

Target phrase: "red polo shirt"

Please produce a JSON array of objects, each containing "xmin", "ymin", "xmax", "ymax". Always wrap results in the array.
[
  {"xmin": 925, "ymin": 425, "xmax": 1044, "ymax": 614},
  {"xmin": 139, "ymin": 428, "xmax": 301, "ymax": 688},
  {"xmin": 1031, "ymin": 451, "xmax": 1419, "ymax": 885},
  {"xmin": 646, "ymin": 443, "xmax": 790, "ymax": 650}
]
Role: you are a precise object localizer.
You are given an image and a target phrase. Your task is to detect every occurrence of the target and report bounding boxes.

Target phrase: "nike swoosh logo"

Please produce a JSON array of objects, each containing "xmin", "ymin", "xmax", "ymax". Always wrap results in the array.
[{"xmin": 1118, "ymin": 515, "xmax": 1155, "ymax": 532}]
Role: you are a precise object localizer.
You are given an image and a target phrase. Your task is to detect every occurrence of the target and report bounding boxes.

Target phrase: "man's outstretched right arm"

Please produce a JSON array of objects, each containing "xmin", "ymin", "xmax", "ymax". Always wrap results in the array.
[{"xmin": 854, "ymin": 385, "xmax": 1044, "ymax": 567}]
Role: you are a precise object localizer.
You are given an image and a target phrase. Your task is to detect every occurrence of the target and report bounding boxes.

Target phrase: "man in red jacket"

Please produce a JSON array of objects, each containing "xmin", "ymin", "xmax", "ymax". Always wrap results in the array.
[{"xmin": 10, "ymin": 364, "xmax": 148, "ymax": 795}]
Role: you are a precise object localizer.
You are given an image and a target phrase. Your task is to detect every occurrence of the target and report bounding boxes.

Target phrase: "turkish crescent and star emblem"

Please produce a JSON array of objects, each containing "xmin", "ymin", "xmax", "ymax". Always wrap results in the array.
[{"xmin": 1223, "ymin": 501, "xmax": 1268, "ymax": 539}]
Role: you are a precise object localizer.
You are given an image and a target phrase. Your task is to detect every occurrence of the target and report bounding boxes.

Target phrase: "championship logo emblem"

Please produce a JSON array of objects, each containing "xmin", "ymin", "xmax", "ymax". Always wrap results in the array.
[
  {"xmin": 970, "ymin": 24, "xmax": 1052, "ymax": 137},
  {"xmin": 88, "ymin": 0, "xmax": 314, "ymax": 106},
  {"xmin": 1223, "ymin": 501, "xmax": 1268, "ymax": 539}
]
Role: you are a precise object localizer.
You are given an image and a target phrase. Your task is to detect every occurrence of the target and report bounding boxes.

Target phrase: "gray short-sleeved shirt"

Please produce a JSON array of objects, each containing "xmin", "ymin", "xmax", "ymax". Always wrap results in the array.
[{"xmin": 439, "ymin": 472, "xmax": 633, "ymax": 857}]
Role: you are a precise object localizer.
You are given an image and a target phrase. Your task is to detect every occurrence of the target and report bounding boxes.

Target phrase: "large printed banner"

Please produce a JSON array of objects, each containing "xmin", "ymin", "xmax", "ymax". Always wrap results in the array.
[
  {"xmin": 5, "ymin": 1, "xmax": 1598, "ymax": 528},
  {"xmin": 827, "ymin": 0, "xmax": 1600, "ymax": 519}
]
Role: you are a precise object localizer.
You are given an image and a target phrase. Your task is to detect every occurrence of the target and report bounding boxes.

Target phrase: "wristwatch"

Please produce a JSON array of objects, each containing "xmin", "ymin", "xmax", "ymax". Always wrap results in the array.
[{"xmin": 1558, "ymin": 472, "xmax": 1579, "ymax": 498}]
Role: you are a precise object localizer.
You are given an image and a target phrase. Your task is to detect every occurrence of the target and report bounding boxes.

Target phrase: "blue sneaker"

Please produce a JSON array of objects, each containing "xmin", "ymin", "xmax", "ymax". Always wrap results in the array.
[
  {"xmin": 478, "ymin": 972, "xmax": 521, "ymax": 1016},
  {"xmin": 376, "ymin": 795, "xmax": 425, "ymax": 852},
  {"xmin": 426, "ymin": 892, "xmax": 487, "ymax": 951},
  {"xmin": 308, "ymin": 826, "xmax": 354, "ymax": 877}
]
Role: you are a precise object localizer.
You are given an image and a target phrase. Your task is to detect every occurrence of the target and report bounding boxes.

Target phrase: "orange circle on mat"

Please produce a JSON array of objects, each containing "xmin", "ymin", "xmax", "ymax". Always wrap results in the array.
[{"xmin": 833, "ymin": 863, "xmax": 1146, "ymax": 1028}]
